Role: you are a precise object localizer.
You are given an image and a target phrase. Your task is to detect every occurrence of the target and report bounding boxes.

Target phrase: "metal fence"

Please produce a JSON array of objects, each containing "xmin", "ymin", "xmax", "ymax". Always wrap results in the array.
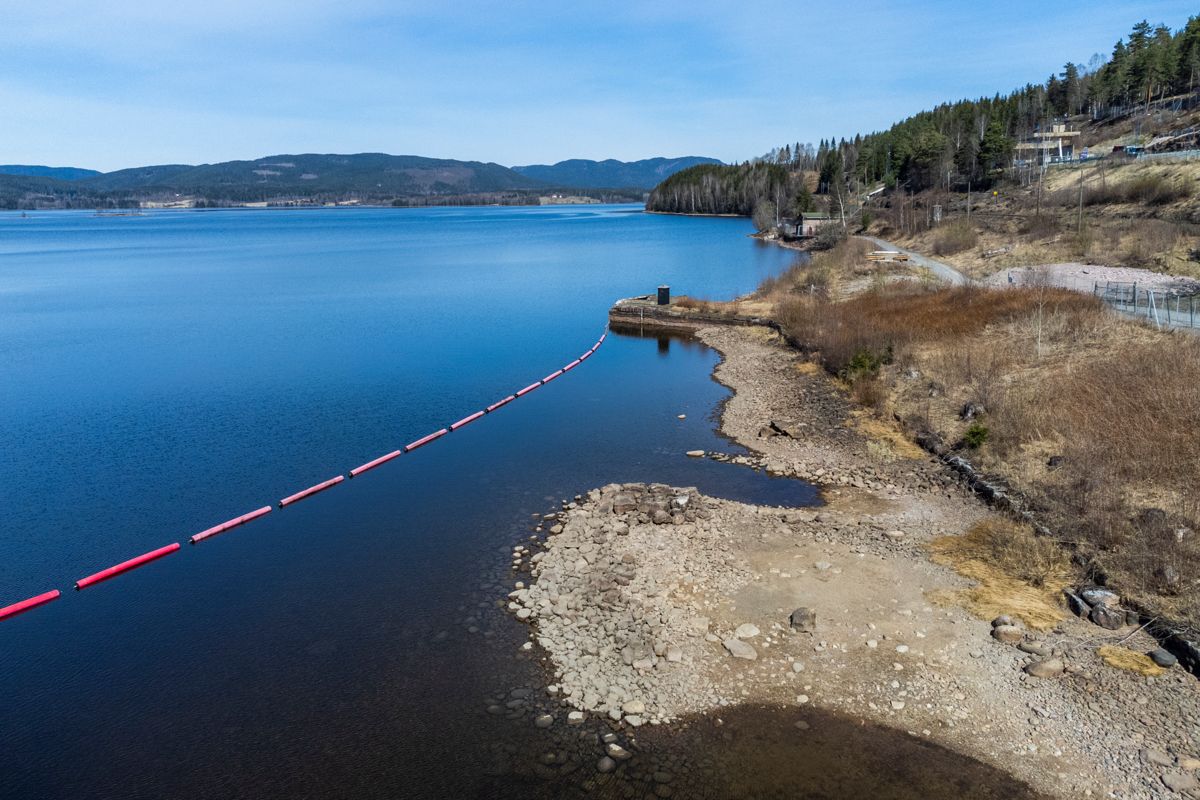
[{"xmin": 1094, "ymin": 281, "xmax": 1200, "ymax": 330}]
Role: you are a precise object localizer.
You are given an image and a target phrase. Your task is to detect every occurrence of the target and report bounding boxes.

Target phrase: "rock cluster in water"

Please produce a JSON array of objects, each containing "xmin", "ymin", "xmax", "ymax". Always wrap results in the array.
[{"xmin": 506, "ymin": 482, "xmax": 748, "ymax": 725}]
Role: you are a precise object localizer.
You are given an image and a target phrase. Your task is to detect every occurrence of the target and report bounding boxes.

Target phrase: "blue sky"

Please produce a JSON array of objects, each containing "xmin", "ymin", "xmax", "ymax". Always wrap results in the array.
[{"xmin": 0, "ymin": 1, "xmax": 1195, "ymax": 171}]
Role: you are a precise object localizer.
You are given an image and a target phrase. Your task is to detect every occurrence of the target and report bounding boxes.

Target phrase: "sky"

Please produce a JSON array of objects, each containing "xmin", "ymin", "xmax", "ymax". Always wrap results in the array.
[{"xmin": 0, "ymin": 1, "xmax": 1196, "ymax": 172}]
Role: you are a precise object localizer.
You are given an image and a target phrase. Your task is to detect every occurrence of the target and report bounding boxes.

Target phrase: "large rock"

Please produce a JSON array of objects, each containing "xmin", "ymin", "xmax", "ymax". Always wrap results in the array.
[
  {"xmin": 612, "ymin": 494, "xmax": 637, "ymax": 513},
  {"xmin": 1063, "ymin": 589, "xmax": 1091, "ymax": 618},
  {"xmin": 1163, "ymin": 772, "xmax": 1199, "ymax": 792},
  {"xmin": 1148, "ymin": 648, "xmax": 1178, "ymax": 668},
  {"xmin": 991, "ymin": 624, "xmax": 1024, "ymax": 644},
  {"xmin": 1024, "ymin": 658, "xmax": 1065, "ymax": 678},
  {"xmin": 1090, "ymin": 604, "xmax": 1125, "ymax": 630},
  {"xmin": 1080, "ymin": 586, "xmax": 1120, "ymax": 607},
  {"xmin": 789, "ymin": 607, "xmax": 817, "ymax": 633},
  {"xmin": 723, "ymin": 638, "xmax": 758, "ymax": 660},
  {"xmin": 734, "ymin": 623, "xmax": 760, "ymax": 639}
]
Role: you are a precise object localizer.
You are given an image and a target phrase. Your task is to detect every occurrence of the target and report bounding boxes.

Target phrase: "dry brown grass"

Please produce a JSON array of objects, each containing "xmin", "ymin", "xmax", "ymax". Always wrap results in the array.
[
  {"xmin": 1097, "ymin": 645, "xmax": 1166, "ymax": 677},
  {"xmin": 931, "ymin": 220, "xmax": 978, "ymax": 256},
  {"xmin": 755, "ymin": 238, "xmax": 877, "ymax": 301},
  {"xmin": 673, "ymin": 296, "xmax": 731, "ymax": 315},
  {"xmin": 776, "ymin": 282, "xmax": 1096, "ymax": 375},
  {"xmin": 928, "ymin": 520, "xmax": 1071, "ymax": 631},
  {"xmin": 768, "ymin": 256, "xmax": 1200, "ymax": 628}
]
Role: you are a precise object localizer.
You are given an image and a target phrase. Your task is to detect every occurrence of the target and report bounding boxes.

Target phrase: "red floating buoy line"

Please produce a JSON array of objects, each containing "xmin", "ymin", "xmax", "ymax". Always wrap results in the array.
[
  {"xmin": 75, "ymin": 543, "xmax": 181, "ymax": 590},
  {"xmin": 2, "ymin": 327, "xmax": 609, "ymax": 621},
  {"xmin": 0, "ymin": 590, "xmax": 61, "ymax": 621}
]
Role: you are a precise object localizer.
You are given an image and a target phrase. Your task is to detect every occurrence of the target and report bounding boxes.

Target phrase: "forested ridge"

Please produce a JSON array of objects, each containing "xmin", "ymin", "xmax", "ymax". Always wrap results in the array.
[
  {"xmin": 0, "ymin": 153, "xmax": 709, "ymax": 209},
  {"xmin": 647, "ymin": 16, "xmax": 1200, "ymax": 219}
]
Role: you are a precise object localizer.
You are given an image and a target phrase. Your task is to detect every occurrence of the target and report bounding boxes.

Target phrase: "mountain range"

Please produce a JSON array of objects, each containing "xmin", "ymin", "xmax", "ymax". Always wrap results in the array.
[{"xmin": 0, "ymin": 154, "xmax": 722, "ymax": 209}]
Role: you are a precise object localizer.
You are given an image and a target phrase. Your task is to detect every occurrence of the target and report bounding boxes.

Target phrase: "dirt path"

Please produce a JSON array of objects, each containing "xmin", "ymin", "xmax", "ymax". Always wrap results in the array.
[
  {"xmin": 860, "ymin": 235, "xmax": 973, "ymax": 285},
  {"xmin": 508, "ymin": 325, "xmax": 1200, "ymax": 799}
]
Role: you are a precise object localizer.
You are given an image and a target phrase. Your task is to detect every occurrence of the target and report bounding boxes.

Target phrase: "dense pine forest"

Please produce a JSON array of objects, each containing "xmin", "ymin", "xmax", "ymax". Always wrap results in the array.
[{"xmin": 646, "ymin": 16, "xmax": 1200, "ymax": 219}]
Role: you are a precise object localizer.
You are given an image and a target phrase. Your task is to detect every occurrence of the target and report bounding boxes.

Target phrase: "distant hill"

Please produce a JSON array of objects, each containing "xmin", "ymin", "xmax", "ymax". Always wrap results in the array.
[
  {"xmin": 81, "ymin": 153, "xmax": 543, "ymax": 198},
  {"xmin": 0, "ymin": 165, "xmax": 101, "ymax": 181},
  {"xmin": 512, "ymin": 157, "xmax": 723, "ymax": 190},
  {"xmin": 0, "ymin": 152, "xmax": 671, "ymax": 209}
]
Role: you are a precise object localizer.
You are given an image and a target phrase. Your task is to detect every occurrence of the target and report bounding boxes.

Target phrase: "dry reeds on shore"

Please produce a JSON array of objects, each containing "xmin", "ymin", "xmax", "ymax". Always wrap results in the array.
[{"xmin": 766, "ymin": 239, "xmax": 1200, "ymax": 627}]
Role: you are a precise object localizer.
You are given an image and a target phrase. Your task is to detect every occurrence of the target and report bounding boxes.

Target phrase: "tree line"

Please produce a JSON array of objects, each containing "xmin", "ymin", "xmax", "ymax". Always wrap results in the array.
[{"xmin": 646, "ymin": 15, "xmax": 1200, "ymax": 221}]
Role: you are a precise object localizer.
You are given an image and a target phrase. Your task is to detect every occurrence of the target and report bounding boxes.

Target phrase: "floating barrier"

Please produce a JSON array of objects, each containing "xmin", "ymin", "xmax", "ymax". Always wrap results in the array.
[
  {"xmin": 75, "ymin": 543, "xmax": 180, "ymax": 589},
  {"xmin": 0, "ymin": 590, "xmax": 61, "ymax": 621},
  {"xmin": 16, "ymin": 327, "xmax": 609, "ymax": 621},
  {"xmin": 486, "ymin": 395, "xmax": 516, "ymax": 413},
  {"xmin": 190, "ymin": 506, "xmax": 272, "ymax": 544},
  {"xmin": 279, "ymin": 475, "xmax": 344, "ymax": 508},
  {"xmin": 349, "ymin": 449, "xmax": 402, "ymax": 478},
  {"xmin": 405, "ymin": 428, "xmax": 448, "ymax": 452},
  {"xmin": 450, "ymin": 411, "xmax": 485, "ymax": 431}
]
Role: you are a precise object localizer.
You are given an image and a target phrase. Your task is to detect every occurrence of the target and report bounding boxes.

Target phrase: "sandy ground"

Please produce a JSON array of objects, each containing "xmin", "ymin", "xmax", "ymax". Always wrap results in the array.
[
  {"xmin": 986, "ymin": 263, "xmax": 1200, "ymax": 293},
  {"xmin": 508, "ymin": 324, "xmax": 1200, "ymax": 799}
]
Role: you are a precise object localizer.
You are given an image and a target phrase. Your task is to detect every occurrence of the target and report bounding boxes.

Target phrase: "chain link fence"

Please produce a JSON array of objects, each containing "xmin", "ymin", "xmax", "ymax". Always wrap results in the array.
[{"xmin": 1094, "ymin": 281, "xmax": 1200, "ymax": 330}]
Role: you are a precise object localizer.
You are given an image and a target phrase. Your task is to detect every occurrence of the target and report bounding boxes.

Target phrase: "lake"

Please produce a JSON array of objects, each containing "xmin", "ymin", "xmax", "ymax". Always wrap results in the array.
[{"xmin": 0, "ymin": 205, "xmax": 816, "ymax": 797}]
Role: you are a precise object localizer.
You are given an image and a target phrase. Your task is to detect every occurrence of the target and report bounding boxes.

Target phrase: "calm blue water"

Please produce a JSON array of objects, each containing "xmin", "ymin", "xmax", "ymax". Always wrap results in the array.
[{"xmin": 0, "ymin": 205, "xmax": 815, "ymax": 798}]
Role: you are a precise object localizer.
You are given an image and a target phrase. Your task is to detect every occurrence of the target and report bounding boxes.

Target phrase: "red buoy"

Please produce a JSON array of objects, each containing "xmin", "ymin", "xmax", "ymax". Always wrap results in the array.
[
  {"xmin": 279, "ymin": 474, "xmax": 344, "ymax": 507},
  {"xmin": 0, "ymin": 590, "xmax": 61, "ymax": 621},
  {"xmin": 450, "ymin": 411, "xmax": 485, "ymax": 431},
  {"xmin": 349, "ymin": 449, "xmax": 402, "ymax": 478},
  {"xmin": 75, "ymin": 543, "xmax": 181, "ymax": 589},
  {"xmin": 515, "ymin": 382, "xmax": 541, "ymax": 397},
  {"xmin": 405, "ymin": 428, "xmax": 448, "ymax": 452},
  {"xmin": 190, "ymin": 506, "xmax": 272, "ymax": 544},
  {"xmin": 562, "ymin": 359, "xmax": 581, "ymax": 372},
  {"xmin": 486, "ymin": 395, "xmax": 515, "ymax": 413},
  {"xmin": 542, "ymin": 369, "xmax": 563, "ymax": 383}
]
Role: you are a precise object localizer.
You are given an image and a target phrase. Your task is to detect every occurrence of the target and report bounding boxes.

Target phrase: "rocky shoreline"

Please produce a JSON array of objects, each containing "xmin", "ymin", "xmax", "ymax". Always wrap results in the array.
[{"xmin": 502, "ymin": 324, "xmax": 1200, "ymax": 799}]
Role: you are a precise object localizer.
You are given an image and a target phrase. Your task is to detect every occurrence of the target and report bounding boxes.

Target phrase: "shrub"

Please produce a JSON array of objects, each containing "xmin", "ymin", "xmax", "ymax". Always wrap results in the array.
[
  {"xmin": 932, "ymin": 221, "xmax": 978, "ymax": 255},
  {"xmin": 1084, "ymin": 171, "xmax": 1194, "ymax": 207},
  {"xmin": 1122, "ymin": 219, "xmax": 1181, "ymax": 267},
  {"xmin": 811, "ymin": 224, "xmax": 847, "ymax": 251},
  {"xmin": 841, "ymin": 347, "xmax": 892, "ymax": 380},
  {"xmin": 752, "ymin": 201, "xmax": 778, "ymax": 233},
  {"xmin": 963, "ymin": 422, "xmax": 989, "ymax": 448},
  {"xmin": 1019, "ymin": 214, "xmax": 1060, "ymax": 238}
]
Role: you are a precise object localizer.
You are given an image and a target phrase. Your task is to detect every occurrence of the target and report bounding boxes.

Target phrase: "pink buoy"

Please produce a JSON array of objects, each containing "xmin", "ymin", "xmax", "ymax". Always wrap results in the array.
[
  {"xmin": 349, "ymin": 449, "xmax": 402, "ymax": 478},
  {"xmin": 405, "ymin": 428, "xmax": 448, "ymax": 452},
  {"xmin": 279, "ymin": 474, "xmax": 344, "ymax": 507},
  {"xmin": 0, "ymin": 590, "xmax": 61, "ymax": 621},
  {"xmin": 562, "ymin": 359, "xmax": 581, "ymax": 372},
  {"xmin": 450, "ymin": 411, "xmax": 485, "ymax": 431},
  {"xmin": 486, "ymin": 395, "xmax": 516, "ymax": 413},
  {"xmin": 515, "ymin": 382, "xmax": 541, "ymax": 397},
  {"xmin": 75, "ymin": 543, "xmax": 181, "ymax": 589},
  {"xmin": 190, "ymin": 506, "xmax": 273, "ymax": 544},
  {"xmin": 542, "ymin": 369, "xmax": 563, "ymax": 383},
  {"xmin": 578, "ymin": 350, "xmax": 591, "ymax": 361}
]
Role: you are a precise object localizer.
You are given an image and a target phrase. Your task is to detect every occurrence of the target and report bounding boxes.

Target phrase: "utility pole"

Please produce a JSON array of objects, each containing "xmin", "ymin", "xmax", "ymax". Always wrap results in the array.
[
  {"xmin": 1035, "ymin": 161, "xmax": 1044, "ymax": 220},
  {"xmin": 1077, "ymin": 161, "xmax": 1085, "ymax": 234},
  {"xmin": 966, "ymin": 179, "xmax": 972, "ymax": 224}
]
